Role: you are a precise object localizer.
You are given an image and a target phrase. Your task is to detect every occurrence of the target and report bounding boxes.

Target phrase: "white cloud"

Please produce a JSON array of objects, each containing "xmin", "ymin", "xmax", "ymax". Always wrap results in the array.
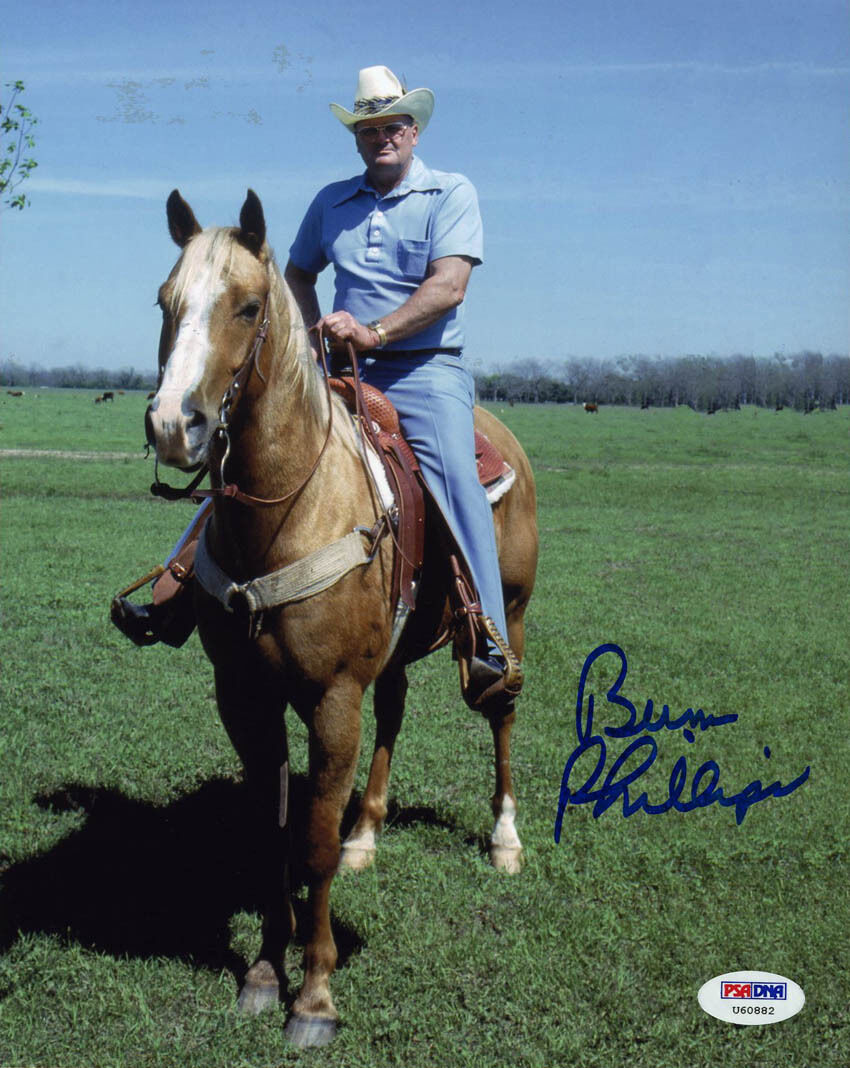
[{"xmin": 27, "ymin": 177, "xmax": 168, "ymax": 199}]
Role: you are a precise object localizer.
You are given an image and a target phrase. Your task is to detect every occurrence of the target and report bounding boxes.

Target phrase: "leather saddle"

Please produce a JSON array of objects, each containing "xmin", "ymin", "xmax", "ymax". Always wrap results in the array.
[{"xmin": 327, "ymin": 375, "xmax": 513, "ymax": 619}]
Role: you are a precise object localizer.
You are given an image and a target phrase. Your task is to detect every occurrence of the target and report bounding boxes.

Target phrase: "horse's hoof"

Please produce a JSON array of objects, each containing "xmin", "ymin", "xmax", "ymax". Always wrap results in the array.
[
  {"xmin": 490, "ymin": 845, "xmax": 523, "ymax": 873},
  {"xmin": 238, "ymin": 980, "xmax": 280, "ymax": 1015},
  {"xmin": 285, "ymin": 1014, "xmax": 337, "ymax": 1048},
  {"xmin": 339, "ymin": 844, "xmax": 376, "ymax": 871},
  {"xmin": 238, "ymin": 961, "xmax": 280, "ymax": 1015}
]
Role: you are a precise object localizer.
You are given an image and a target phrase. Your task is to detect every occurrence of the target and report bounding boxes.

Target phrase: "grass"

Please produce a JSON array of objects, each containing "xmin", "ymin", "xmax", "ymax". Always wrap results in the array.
[{"xmin": 1, "ymin": 391, "xmax": 848, "ymax": 1067}]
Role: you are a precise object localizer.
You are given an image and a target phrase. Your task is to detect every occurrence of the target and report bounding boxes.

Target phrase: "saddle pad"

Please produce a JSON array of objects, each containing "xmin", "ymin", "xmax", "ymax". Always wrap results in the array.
[
  {"xmin": 329, "ymin": 377, "xmax": 513, "ymax": 489},
  {"xmin": 475, "ymin": 432, "xmax": 513, "ymax": 488}
]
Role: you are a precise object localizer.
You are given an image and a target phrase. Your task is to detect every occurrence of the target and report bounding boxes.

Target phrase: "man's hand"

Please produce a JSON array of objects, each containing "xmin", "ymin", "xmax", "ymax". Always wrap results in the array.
[{"xmin": 317, "ymin": 311, "xmax": 380, "ymax": 351}]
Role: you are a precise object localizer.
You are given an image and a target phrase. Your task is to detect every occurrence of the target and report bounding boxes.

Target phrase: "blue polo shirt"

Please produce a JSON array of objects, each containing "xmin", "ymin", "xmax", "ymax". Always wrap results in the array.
[{"xmin": 288, "ymin": 155, "xmax": 483, "ymax": 351}]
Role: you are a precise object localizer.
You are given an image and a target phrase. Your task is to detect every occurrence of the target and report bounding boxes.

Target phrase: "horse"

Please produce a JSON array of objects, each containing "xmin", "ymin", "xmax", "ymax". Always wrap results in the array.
[{"xmin": 145, "ymin": 189, "xmax": 538, "ymax": 1047}]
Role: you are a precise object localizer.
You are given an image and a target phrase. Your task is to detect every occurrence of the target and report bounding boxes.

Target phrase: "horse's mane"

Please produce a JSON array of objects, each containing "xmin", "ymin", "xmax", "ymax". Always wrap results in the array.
[
  {"xmin": 265, "ymin": 251, "xmax": 327, "ymax": 424},
  {"xmin": 169, "ymin": 227, "xmax": 326, "ymax": 424}
]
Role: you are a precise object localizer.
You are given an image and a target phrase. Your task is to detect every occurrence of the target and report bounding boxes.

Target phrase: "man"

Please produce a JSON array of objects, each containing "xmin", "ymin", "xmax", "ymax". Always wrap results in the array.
[
  {"xmin": 113, "ymin": 66, "xmax": 517, "ymax": 707},
  {"xmin": 284, "ymin": 65, "xmax": 517, "ymax": 706}
]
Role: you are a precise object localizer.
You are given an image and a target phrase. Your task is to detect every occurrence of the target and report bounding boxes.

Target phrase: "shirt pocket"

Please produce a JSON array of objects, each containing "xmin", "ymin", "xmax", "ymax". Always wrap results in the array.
[{"xmin": 395, "ymin": 238, "xmax": 430, "ymax": 280}]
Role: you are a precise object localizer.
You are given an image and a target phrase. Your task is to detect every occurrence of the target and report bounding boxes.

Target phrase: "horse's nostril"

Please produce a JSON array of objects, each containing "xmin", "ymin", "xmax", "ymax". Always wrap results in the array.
[{"xmin": 187, "ymin": 410, "xmax": 207, "ymax": 431}]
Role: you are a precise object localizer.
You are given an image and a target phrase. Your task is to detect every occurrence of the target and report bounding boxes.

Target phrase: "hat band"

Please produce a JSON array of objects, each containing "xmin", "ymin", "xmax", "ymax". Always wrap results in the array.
[{"xmin": 353, "ymin": 95, "xmax": 402, "ymax": 116}]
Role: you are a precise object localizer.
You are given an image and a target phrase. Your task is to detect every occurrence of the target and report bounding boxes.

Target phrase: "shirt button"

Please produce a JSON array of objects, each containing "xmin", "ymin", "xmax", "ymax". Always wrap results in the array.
[{"xmin": 371, "ymin": 229, "xmax": 381, "ymax": 239}]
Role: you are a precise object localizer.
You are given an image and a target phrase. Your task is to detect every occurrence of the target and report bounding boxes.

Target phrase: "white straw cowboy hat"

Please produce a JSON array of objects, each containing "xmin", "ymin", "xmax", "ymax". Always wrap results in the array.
[{"xmin": 330, "ymin": 66, "xmax": 434, "ymax": 133}]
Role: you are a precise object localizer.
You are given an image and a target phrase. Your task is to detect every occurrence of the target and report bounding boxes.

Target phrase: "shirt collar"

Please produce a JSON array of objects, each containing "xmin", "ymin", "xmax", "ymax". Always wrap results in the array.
[{"xmin": 331, "ymin": 156, "xmax": 445, "ymax": 206}]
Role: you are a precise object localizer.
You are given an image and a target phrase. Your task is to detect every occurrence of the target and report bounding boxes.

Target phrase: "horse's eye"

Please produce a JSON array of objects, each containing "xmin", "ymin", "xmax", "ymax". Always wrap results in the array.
[{"xmin": 239, "ymin": 302, "xmax": 261, "ymax": 321}]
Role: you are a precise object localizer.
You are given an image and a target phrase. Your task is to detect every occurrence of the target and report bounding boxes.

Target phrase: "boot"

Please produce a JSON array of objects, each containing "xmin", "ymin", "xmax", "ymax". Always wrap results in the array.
[
  {"xmin": 110, "ymin": 535, "xmax": 200, "ymax": 649},
  {"xmin": 110, "ymin": 587, "xmax": 196, "ymax": 648}
]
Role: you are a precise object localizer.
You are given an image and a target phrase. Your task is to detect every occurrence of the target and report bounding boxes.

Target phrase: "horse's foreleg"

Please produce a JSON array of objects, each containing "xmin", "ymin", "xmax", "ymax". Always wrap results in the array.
[
  {"xmin": 214, "ymin": 667, "xmax": 292, "ymax": 1014},
  {"xmin": 286, "ymin": 681, "xmax": 362, "ymax": 1048},
  {"xmin": 340, "ymin": 665, "xmax": 407, "ymax": 871}
]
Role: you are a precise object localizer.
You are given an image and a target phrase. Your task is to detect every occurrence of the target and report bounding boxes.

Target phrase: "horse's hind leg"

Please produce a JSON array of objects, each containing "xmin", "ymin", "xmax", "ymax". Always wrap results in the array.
[
  {"xmin": 214, "ymin": 666, "xmax": 292, "ymax": 1014},
  {"xmin": 487, "ymin": 595, "xmax": 527, "ymax": 873},
  {"xmin": 487, "ymin": 703, "xmax": 523, "ymax": 872},
  {"xmin": 340, "ymin": 665, "xmax": 407, "ymax": 871}
]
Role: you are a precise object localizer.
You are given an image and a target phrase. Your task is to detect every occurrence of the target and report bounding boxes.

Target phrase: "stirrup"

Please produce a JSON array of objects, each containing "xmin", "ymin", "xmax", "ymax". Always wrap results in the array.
[{"xmin": 457, "ymin": 615, "xmax": 523, "ymax": 714}]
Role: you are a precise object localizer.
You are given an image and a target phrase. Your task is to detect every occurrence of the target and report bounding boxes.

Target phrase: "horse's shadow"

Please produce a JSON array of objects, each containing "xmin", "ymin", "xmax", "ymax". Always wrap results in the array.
[{"xmin": 0, "ymin": 778, "xmax": 455, "ymax": 995}]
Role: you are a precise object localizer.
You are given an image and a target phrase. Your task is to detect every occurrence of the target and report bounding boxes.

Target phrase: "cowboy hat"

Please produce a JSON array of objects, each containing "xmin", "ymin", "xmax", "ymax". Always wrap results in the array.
[{"xmin": 330, "ymin": 66, "xmax": 434, "ymax": 133}]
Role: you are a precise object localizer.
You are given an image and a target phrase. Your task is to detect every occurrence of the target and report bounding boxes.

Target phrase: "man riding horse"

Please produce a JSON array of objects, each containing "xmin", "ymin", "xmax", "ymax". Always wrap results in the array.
[{"xmin": 112, "ymin": 65, "xmax": 521, "ymax": 712}]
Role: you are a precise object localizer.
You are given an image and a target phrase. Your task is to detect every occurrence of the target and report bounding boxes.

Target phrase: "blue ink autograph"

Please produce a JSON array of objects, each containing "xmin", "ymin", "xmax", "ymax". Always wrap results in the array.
[{"xmin": 554, "ymin": 643, "xmax": 810, "ymax": 842}]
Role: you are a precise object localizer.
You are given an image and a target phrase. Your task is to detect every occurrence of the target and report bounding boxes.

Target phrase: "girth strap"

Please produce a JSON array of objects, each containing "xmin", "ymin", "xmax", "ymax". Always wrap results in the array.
[{"xmin": 194, "ymin": 521, "xmax": 382, "ymax": 616}]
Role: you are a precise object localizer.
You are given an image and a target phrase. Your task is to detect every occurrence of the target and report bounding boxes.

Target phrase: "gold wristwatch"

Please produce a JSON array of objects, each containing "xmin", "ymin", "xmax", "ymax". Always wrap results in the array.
[{"xmin": 367, "ymin": 320, "xmax": 388, "ymax": 348}]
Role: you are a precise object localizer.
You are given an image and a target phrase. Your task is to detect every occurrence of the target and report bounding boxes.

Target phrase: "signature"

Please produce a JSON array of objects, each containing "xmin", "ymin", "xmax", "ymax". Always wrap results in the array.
[{"xmin": 554, "ymin": 643, "xmax": 810, "ymax": 842}]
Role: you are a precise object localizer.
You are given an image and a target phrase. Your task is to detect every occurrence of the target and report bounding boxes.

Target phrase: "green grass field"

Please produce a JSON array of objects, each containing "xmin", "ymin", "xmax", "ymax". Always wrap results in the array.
[{"xmin": 1, "ymin": 390, "xmax": 848, "ymax": 1068}]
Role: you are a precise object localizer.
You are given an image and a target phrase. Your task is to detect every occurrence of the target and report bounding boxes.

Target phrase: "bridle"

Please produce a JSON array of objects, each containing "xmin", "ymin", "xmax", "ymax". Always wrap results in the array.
[{"xmin": 150, "ymin": 292, "xmax": 337, "ymax": 510}]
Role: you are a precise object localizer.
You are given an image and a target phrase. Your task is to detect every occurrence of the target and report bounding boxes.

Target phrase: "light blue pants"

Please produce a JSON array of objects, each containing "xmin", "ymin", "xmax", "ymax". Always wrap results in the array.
[{"xmin": 361, "ymin": 351, "xmax": 509, "ymax": 646}]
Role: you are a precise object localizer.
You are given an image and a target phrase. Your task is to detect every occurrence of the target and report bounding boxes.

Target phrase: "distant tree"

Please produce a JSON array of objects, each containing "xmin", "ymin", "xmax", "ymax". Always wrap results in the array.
[{"xmin": 1, "ymin": 80, "xmax": 38, "ymax": 211}]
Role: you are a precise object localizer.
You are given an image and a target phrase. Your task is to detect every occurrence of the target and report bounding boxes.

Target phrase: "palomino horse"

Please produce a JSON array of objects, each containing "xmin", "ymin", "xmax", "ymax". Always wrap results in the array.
[{"xmin": 146, "ymin": 189, "xmax": 537, "ymax": 1047}]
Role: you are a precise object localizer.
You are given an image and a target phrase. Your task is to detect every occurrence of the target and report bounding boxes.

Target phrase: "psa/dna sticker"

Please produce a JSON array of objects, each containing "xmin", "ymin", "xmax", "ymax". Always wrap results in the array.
[{"xmin": 698, "ymin": 971, "xmax": 804, "ymax": 1025}]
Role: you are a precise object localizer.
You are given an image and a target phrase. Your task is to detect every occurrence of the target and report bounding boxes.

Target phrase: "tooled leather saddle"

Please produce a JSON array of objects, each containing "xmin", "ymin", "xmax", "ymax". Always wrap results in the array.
[{"xmin": 327, "ymin": 375, "xmax": 513, "ymax": 621}]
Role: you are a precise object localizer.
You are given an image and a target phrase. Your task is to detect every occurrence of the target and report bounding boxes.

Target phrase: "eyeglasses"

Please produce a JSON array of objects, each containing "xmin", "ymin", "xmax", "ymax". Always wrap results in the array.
[{"xmin": 355, "ymin": 121, "xmax": 411, "ymax": 143}]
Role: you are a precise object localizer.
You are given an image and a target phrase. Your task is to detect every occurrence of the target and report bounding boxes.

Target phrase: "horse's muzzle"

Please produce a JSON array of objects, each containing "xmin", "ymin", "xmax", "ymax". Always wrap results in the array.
[{"xmin": 145, "ymin": 394, "xmax": 211, "ymax": 469}]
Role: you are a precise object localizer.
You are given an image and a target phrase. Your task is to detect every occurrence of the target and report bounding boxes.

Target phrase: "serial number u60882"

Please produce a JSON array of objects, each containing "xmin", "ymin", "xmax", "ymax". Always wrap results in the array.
[{"xmin": 732, "ymin": 1005, "xmax": 775, "ymax": 1015}]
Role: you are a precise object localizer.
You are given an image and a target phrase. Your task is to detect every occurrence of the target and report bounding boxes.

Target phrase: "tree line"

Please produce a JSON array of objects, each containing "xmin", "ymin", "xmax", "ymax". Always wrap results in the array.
[
  {"xmin": 0, "ymin": 360, "xmax": 156, "ymax": 391},
  {"xmin": 475, "ymin": 352, "xmax": 850, "ymax": 411},
  {"xmin": 2, "ymin": 351, "xmax": 848, "ymax": 412}
]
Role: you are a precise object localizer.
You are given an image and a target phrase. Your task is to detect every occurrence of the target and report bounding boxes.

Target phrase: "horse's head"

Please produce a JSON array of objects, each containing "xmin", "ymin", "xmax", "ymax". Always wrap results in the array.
[{"xmin": 146, "ymin": 189, "xmax": 271, "ymax": 470}]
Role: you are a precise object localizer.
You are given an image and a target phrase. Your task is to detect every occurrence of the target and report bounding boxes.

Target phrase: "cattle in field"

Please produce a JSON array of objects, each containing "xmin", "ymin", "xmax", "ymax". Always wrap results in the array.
[
  {"xmin": 583, "ymin": 402, "xmax": 598, "ymax": 413},
  {"xmin": 101, "ymin": 391, "xmax": 115, "ymax": 402},
  {"xmin": 6, "ymin": 390, "xmax": 23, "ymax": 397}
]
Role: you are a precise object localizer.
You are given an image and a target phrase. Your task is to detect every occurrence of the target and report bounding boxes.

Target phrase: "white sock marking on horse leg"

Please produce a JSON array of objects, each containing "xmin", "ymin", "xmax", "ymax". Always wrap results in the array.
[
  {"xmin": 339, "ymin": 827, "xmax": 377, "ymax": 871},
  {"xmin": 342, "ymin": 827, "xmax": 376, "ymax": 853},
  {"xmin": 491, "ymin": 795, "xmax": 521, "ymax": 852}
]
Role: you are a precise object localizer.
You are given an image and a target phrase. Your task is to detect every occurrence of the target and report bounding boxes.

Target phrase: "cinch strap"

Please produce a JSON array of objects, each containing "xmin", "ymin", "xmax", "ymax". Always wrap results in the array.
[{"xmin": 194, "ymin": 522, "xmax": 379, "ymax": 615}]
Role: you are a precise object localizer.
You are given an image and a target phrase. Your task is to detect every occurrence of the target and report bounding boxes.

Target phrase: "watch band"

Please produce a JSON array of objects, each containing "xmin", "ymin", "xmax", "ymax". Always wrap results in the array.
[{"xmin": 368, "ymin": 320, "xmax": 388, "ymax": 348}]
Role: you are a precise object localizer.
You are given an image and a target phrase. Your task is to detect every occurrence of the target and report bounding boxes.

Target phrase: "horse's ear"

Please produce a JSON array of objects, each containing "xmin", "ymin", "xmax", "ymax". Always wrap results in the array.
[
  {"xmin": 239, "ymin": 189, "xmax": 266, "ymax": 254},
  {"xmin": 167, "ymin": 190, "xmax": 202, "ymax": 248}
]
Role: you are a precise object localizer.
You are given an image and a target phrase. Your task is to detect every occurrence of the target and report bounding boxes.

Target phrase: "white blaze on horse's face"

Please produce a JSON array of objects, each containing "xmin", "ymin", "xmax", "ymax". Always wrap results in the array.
[{"xmin": 148, "ymin": 255, "xmax": 227, "ymax": 470}]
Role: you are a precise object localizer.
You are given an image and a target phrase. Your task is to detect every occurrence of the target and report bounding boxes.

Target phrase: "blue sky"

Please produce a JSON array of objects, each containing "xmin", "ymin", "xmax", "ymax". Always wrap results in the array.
[{"xmin": 1, "ymin": 0, "xmax": 848, "ymax": 373}]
